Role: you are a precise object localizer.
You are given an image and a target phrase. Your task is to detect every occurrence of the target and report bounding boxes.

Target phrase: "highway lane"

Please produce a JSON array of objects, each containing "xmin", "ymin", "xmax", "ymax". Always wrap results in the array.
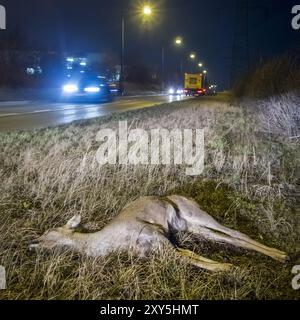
[{"xmin": 0, "ymin": 95, "xmax": 188, "ymax": 132}]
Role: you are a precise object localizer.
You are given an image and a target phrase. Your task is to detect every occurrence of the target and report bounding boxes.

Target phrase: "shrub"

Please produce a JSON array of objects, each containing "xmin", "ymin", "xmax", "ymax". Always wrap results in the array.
[{"xmin": 233, "ymin": 49, "xmax": 300, "ymax": 99}]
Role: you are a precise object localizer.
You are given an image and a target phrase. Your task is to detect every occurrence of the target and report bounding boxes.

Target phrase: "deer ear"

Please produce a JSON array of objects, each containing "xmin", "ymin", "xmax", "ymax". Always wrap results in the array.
[{"xmin": 66, "ymin": 215, "xmax": 81, "ymax": 229}]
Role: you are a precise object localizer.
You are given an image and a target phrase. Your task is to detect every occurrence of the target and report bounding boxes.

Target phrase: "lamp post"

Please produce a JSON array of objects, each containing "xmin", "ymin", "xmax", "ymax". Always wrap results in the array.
[
  {"xmin": 174, "ymin": 37, "xmax": 184, "ymax": 87},
  {"xmin": 119, "ymin": 4, "xmax": 153, "ymax": 95},
  {"xmin": 188, "ymin": 53, "xmax": 196, "ymax": 73},
  {"xmin": 120, "ymin": 15, "xmax": 125, "ymax": 95},
  {"xmin": 161, "ymin": 45, "xmax": 165, "ymax": 93},
  {"xmin": 203, "ymin": 70, "xmax": 207, "ymax": 88}
]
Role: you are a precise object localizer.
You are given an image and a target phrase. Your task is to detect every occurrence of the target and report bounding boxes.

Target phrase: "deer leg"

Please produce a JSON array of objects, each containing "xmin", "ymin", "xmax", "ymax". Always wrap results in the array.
[
  {"xmin": 206, "ymin": 223, "xmax": 286, "ymax": 260},
  {"xmin": 168, "ymin": 196, "xmax": 287, "ymax": 262},
  {"xmin": 136, "ymin": 230, "xmax": 233, "ymax": 272},
  {"xmin": 177, "ymin": 247, "xmax": 233, "ymax": 272},
  {"xmin": 189, "ymin": 224, "xmax": 287, "ymax": 262}
]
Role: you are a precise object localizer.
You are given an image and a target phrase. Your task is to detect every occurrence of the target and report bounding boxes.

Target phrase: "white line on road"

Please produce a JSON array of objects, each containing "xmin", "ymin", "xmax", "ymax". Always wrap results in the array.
[
  {"xmin": 0, "ymin": 105, "xmax": 102, "ymax": 118},
  {"xmin": 33, "ymin": 110, "xmax": 52, "ymax": 113},
  {"xmin": 0, "ymin": 113, "xmax": 18, "ymax": 117},
  {"xmin": 0, "ymin": 110, "xmax": 52, "ymax": 117},
  {"xmin": 0, "ymin": 96, "xmax": 189, "ymax": 118},
  {"xmin": 0, "ymin": 101, "xmax": 32, "ymax": 106},
  {"xmin": 0, "ymin": 100, "xmax": 153, "ymax": 118}
]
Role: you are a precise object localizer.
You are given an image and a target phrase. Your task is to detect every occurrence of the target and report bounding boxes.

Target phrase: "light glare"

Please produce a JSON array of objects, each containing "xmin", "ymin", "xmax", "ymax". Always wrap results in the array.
[
  {"xmin": 84, "ymin": 87, "xmax": 100, "ymax": 93},
  {"xmin": 143, "ymin": 5, "xmax": 152, "ymax": 15},
  {"xmin": 175, "ymin": 37, "xmax": 183, "ymax": 45},
  {"xmin": 63, "ymin": 84, "xmax": 78, "ymax": 93}
]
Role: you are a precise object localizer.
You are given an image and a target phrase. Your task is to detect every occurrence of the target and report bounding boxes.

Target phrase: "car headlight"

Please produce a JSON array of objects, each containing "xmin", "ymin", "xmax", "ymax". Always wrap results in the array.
[
  {"xmin": 84, "ymin": 87, "xmax": 100, "ymax": 93},
  {"xmin": 176, "ymin": 89, "xmax": 183, "ymax": 94},
  {"xmin": 169, "ymin": 88, "xmax": 175, "ymax": 94},
  {"xmin": 63, "ymin": 84, "xmax": 78, "ymax": 93}
]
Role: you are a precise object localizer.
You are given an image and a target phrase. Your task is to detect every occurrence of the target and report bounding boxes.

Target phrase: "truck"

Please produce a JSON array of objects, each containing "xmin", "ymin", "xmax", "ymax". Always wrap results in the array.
[{"xmin": 184, "ymin": 73, "xmax": 206, "ymax": 96}]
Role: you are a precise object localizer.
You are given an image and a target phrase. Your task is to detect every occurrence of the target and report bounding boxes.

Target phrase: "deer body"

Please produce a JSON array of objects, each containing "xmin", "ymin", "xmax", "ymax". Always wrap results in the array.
[{"xmin": 31, "ymin": 195, "xmax": 288, "ymax": 272}]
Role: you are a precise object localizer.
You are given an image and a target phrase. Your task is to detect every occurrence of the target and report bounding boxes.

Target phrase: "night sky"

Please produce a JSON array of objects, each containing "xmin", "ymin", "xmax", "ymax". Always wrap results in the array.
[{"xmin": 1, "ymin": 0, "xmax": 299, "ymax": 89}]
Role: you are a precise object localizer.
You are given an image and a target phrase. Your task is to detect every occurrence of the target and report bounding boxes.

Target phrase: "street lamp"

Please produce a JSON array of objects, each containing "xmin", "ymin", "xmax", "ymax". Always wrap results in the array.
[
  {"xmin": 143, "ymin": 5, "xmax": 152, "ymax": 15},
  {"xmin": 203, "ymin": 70, "xmax": 207, "ymax": 88},
  {"xmin": 175, "ymin": 37, "xmax": 183, "ymax": 46},
  {"xmin": 120, "ymin": 4, "xmax": 153, "ymax": 95},
  {"xmin": 188, "ymin": 53, "xmax": 196, "ymax": 73},
  {"xmin": 174, "ymin": 37, "xmax": 184, "ymax": 87},
  {"xmin": 198, "ymin": 63, "xmax": 203, "ymax": 68}
]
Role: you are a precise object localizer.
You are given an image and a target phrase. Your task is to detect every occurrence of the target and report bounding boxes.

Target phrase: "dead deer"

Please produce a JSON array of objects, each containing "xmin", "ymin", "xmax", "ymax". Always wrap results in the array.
[{"xmin": 30, "ymin": 196, "xmax": 288, "ymax": 272}]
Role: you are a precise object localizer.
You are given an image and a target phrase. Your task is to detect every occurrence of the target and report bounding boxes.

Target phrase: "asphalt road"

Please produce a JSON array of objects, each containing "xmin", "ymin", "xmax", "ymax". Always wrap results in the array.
[{"xmin": 0, "ymin": 95, "xmax": 189, "ymax": 132}]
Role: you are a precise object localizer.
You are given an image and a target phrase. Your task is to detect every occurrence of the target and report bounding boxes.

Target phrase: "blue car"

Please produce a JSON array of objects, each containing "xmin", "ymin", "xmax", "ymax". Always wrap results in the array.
[{"xmin": 61, "ymin": 74, "xmax": 113, "ymax": 102}]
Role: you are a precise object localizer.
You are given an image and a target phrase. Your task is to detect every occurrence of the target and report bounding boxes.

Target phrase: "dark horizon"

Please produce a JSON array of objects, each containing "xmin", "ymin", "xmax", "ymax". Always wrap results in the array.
[{"xmin": 1, "ymin": 0, "xmax": 299, "ymax": 89}]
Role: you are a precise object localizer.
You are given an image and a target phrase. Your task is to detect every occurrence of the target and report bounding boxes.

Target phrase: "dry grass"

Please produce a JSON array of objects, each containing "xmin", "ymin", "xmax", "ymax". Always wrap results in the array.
[
  {"xmin": 0, "ymin": 94, "xmax": 299, "ymax": 300},
  {"xmin": 243, "ymin": 93, "xmax": 300, "ymax": 138}
]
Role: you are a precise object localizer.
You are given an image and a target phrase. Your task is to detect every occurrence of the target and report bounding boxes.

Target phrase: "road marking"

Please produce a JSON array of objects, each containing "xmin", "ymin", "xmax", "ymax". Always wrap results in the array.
[
  {"xmin": 120, "ymin": 94, "xmax": 165, "ymax": 98},
  {"xmin": 33, "ymin": 109, "xmax": 51, "ymax": 113},
  {"xmin": 0, "ymin": 101, "xmax": 31, "ymax": 106},
  {"xmin": 0, "ymin": 113, "xmax": 18, "ymax": 117},
  {"xmin": 0, "ymin": 101, "xmax": 147, "ymax": 118},
  {"xmin": 0, "ymin": 110, "xmax": 52, "ymax": 117},
  {"xmin": 0, "ymin": 96, "xmax": 190, "ymax": 118}
]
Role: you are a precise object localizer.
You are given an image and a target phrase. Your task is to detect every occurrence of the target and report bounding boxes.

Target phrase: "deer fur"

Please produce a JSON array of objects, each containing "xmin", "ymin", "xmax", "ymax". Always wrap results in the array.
[{"xmin": 30, "ymin": 195, "xmax": 288, "ymax": 272}]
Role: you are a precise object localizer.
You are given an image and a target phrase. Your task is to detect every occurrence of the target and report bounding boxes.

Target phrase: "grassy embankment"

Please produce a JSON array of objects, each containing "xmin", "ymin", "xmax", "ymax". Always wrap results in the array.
[{"xmin": 0, "ymin": 90, "xmax": 299, "ymax": 299}]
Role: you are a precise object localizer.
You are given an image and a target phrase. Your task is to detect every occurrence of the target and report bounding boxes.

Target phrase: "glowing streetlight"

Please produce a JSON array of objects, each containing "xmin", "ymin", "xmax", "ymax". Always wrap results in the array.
[
  {"xmin": 174, "ymin": 37, "xmax": 184, "ymax": 86},
  {"xmin": 190, "ymin": 53, "xmax": 196, "ymax": 59},
  {"xmin": 175, "ymin": 37, "xmax": 183, "ymax": 46},
  {"xmin": 203, "ymin": 70, "xmax": 208, "ymax": 88},
  {"xmin": 198, "ymin": 63, "xmax": 203, "ymax": 67},
  {"xmin": 143, "ymin": 5, "xmax": 152, "ymax": 15},
  {"xmin": 120, "ymin": 3, "xmax": 154, "ymax": 95}
]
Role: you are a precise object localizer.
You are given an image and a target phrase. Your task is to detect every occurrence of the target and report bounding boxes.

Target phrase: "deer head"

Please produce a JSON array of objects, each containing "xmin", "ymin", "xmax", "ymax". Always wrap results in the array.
[{"xmin": 29, "ymin": 215, "xmax": 82, "ymax": 250}]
